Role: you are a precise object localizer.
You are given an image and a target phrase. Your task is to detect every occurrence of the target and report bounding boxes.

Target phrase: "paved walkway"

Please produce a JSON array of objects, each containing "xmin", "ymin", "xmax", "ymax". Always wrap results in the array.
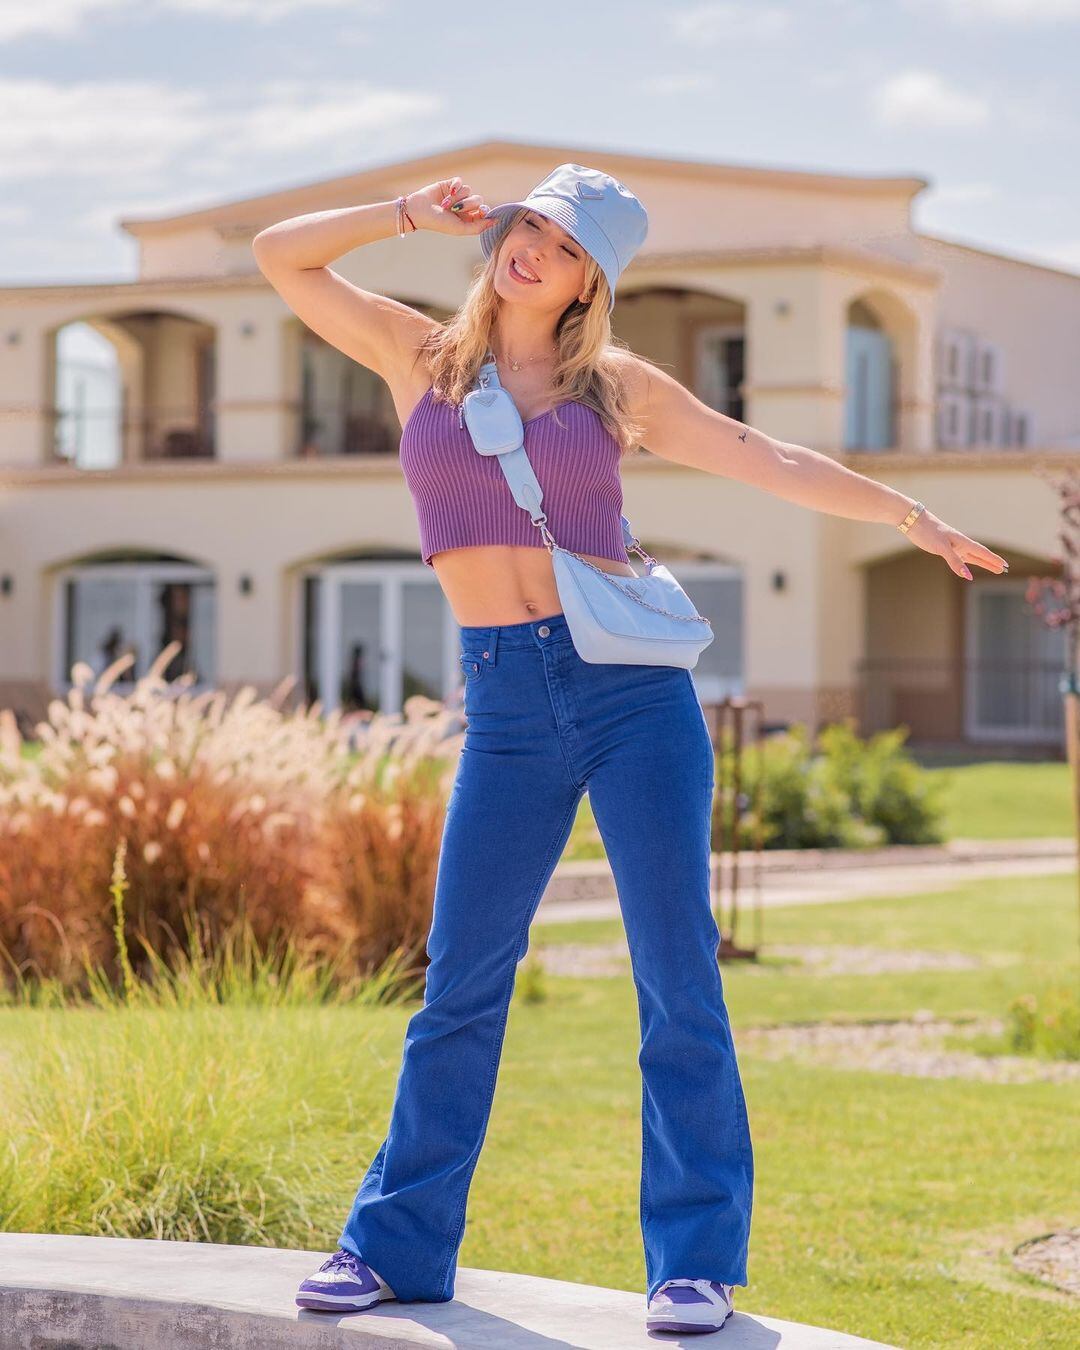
[
  {"xmin": 0, "ymin": 1233, "xmax": 900, "ymax": 1349},
  {"xmin": 536, "ymin": 837, "xmax": 1076, "ymax": 925}
]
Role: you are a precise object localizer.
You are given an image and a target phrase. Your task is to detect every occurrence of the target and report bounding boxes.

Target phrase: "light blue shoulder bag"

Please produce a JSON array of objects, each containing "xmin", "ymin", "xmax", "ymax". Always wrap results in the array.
[{"xmin": 461, "ymin": 355, "xmax": 715, "ymax": 669}]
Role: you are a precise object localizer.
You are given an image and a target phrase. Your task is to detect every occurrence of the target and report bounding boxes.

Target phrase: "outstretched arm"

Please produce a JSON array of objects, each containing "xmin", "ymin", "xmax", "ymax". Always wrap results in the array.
[{"xmin": 633, "ymin": 359, "xmax": 1009, "ymax": 582}]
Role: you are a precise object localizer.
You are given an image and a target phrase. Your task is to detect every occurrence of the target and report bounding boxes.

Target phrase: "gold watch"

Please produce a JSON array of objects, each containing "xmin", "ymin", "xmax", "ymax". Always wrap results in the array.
[{"xmin": 897, "ymin": 501, "xmax": 926, "ymax": 535}]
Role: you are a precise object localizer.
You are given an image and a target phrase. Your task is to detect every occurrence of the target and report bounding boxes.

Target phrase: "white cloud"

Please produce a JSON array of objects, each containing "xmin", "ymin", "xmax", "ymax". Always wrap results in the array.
[
  {"xmin": 912, "ymin": 0, "xmax": 1080, "ymax": 20},
  {"xmin": 671, "ymin": 3, "xmax": 792, "ymax": 44},
  {"xmin": 0, "ymin": 76, "xmax": 441, "ymax": 181},
  {"xmin": 157, "ymin": 0, "xmax": 384, "ymax": 17},
  {"xmin": 0, "ymin": 0, "xmax": 383, "ymax": 44},
  {"xmin": 872, "ymin": 70, "xmax": 990, "ymax": 131}
]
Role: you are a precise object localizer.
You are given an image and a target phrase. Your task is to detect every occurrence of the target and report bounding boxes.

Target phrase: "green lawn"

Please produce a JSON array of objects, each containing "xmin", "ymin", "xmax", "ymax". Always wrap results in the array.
[
  {"xmin": 1, "ymin": 873, "xmax": 1076, "ymax": 1347},
  {"xmin": 928, "ymin": 761, "xmax": 1073, "ymax": 840},
  {"xmin": 560, "ymin": 759, "xmax": 1077, "ymax": 860}
]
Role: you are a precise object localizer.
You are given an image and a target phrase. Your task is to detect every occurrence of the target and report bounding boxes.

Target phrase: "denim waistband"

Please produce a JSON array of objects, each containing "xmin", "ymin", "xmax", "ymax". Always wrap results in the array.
[{"xmin": 457, "ymin": 610, "xmax": 574, "ymax": 654}]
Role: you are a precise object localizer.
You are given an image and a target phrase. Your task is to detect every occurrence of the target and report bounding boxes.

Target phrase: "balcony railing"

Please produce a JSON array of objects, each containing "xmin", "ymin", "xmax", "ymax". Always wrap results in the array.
[
  {"xmin": 296, "ymin": 401, "xmax": 398, "ymax": 458},
  {"xmin": 51, "ymin": 406, "xmax": 216, "ymax": 468},
  {"xmin": 857, "ymin": 656, "xmax": 1065, "ymax": 745}
]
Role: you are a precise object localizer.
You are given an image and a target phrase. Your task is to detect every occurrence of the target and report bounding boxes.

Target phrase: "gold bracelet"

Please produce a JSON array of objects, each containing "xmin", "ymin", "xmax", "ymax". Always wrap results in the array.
[{"xmin": 897, "ymin": 500, "xmax": 925, "ymax": 535}]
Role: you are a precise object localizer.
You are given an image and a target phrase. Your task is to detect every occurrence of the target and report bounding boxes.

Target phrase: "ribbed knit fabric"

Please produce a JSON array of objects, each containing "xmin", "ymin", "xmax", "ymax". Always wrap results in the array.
[{"xmin": 399, "ymin": 385, "xmax": 631, "ymax": 569}]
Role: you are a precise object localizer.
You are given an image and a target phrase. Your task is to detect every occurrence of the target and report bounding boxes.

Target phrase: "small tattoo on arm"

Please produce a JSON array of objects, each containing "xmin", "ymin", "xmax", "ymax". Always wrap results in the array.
[{"xmin": 738, "ymin": 428, "xmax": 748, "ymax": 442}]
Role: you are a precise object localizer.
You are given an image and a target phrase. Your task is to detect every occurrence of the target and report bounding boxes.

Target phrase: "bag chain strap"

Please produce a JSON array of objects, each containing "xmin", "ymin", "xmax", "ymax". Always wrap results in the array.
[{"xmin": 530, "ymin": 517, "xmax": 712, "ymax": 625}]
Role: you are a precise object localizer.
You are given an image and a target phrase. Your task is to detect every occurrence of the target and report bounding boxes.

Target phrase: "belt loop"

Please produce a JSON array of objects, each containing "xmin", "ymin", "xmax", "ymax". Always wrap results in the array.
[{"xmin": 485, "ymin": 626, "xmax": 499, "ymax": 666}]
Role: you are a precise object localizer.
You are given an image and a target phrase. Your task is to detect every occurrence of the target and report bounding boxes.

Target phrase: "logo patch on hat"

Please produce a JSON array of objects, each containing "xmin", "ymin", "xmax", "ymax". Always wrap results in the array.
[{"xmin": 575, "ymin": 180, "xmax": 605, "ymax": 200}]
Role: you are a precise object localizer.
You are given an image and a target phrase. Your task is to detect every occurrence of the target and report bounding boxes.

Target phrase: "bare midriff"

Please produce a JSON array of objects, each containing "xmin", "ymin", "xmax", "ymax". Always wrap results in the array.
[
  {"xmin": 392, "ymin": 360, "xmax": 638, "ymax": 628},
  {"xmin": 430, "ymin": 544, "xmax": 637, "ymax": 627}
]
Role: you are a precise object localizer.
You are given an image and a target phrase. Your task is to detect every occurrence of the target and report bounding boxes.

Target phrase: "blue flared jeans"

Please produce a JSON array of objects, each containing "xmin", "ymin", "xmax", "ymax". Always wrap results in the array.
[{"xmin": 339, "ymin": 611, "xmax": 754, "ymax": 1304}]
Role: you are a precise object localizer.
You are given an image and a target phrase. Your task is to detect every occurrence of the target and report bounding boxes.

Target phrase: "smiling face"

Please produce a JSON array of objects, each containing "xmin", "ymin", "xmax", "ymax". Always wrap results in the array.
[{"xmin": 494, "ymin": 208, "xmax": 593, "ymax": 311}]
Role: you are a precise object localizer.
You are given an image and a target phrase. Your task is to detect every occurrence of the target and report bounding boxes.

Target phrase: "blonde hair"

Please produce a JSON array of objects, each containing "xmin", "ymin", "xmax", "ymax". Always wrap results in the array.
[{"xmin": 412, "ymin": 207, "xmax": 648, "ymax": 457}]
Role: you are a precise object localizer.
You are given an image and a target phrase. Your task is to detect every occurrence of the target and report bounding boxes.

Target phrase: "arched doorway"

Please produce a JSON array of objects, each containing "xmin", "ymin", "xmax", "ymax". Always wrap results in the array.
[
  {"xmin": 51, "ymin": 310, "xmax": 216, "ymax": 468},
  {"xmin": 844, "ymin": 297, "xmax": 897, "ymax": 451}
]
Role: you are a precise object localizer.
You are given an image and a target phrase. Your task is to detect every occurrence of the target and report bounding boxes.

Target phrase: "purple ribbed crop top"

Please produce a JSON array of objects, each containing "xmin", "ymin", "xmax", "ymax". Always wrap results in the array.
[{"xmin": 399, "ymin": 384, "xmax": 631, "ymax": 569}]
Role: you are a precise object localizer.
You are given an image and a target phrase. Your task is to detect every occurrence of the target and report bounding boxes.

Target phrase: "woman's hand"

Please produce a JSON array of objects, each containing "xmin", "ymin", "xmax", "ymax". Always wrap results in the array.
[
  {"xmin": 403, "ymin": 177, "xmax": 500, "ymax": 238},
  {"xmin": 904, "ymin": 506, "xmax": 1009, "ymax": 581}
]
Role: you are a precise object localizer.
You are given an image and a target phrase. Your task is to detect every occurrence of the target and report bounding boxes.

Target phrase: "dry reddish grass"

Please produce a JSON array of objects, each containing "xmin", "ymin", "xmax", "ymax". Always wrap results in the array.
[{"xmin": 0, "ymin": 642, "xmax": 464, "ymax": 993}]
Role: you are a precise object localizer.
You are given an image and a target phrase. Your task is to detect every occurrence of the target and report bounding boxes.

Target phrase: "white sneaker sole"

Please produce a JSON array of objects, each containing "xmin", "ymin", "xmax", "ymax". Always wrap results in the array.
[
  {"xmin": 647, "ymin": 1302, "xmax": 734, "ymax": 1332},
  {"xmin": 296, "ymin": 1286, "xmax": 395, "ymax": 1312}
]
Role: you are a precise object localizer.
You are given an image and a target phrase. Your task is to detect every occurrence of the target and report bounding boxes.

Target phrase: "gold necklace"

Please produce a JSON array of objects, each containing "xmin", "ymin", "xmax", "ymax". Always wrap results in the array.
[{"xmin": 494, "ymin": 344, "xmax": 557, "ymax": 373}]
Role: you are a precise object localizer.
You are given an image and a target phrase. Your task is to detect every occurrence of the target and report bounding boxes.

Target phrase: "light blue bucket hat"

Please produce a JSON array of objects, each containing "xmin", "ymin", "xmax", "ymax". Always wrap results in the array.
[{"xmin": 479, "ymin": 162, "xmax": 649, "ymax": 313}]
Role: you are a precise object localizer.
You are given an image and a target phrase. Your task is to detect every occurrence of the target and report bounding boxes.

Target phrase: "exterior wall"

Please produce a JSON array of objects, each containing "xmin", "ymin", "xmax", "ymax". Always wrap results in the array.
[
  {"xmin": 127, "ymin": 143, "xmax": 924, "ymax": 284},
  {"xmin": 915, "ymin": 234, "xmax": 1080, "ymax": 449},
  {"xmin": 837, "ymin": 456, "xmax": 1060, "ymax": 570},
  {"xmin": 0, "ymin": 455, "xmax": 819, "ymax": 726},
  {"xmin": 2, "ymin": 143, "xmax": 1076, "ymax": 749}
]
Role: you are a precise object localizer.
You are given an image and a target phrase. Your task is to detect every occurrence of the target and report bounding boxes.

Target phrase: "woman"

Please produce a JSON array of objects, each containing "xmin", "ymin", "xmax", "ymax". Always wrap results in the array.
[{"xmin": 253, "ymin": 163, "xmax": 1007, "ymax": 1336}]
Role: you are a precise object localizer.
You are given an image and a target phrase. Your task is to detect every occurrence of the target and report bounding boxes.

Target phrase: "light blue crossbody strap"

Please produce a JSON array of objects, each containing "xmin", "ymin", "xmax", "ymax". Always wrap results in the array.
[
  {"xmin": 473, "ymin": 358, "xmax": 642, "ymax": 551},
  {"xmin": 474, "ymin": 359, "xmax": 547, "ymax": 524}
]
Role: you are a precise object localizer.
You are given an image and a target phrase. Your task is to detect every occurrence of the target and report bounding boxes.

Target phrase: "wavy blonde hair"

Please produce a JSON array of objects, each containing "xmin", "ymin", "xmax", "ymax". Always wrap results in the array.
[{"xmin": 412, "ymin": 207, "xmax": 649, "ymax": 457}]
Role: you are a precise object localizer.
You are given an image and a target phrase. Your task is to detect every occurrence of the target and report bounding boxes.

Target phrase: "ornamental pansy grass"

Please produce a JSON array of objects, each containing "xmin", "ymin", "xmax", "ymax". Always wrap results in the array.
[{"xmin": 0, "ymin": 642, "xmax": 464, "ymax": 997}]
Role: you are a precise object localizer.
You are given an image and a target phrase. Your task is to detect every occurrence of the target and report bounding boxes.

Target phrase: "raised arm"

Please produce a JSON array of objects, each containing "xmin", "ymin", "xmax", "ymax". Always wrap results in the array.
[
  {"xmin": 251, "ymin": 176, "xmax": 496, "ymax": 385},
  {"xmin": 630, "ymin": 358, "xmax": 1009, "ymax": 581}
]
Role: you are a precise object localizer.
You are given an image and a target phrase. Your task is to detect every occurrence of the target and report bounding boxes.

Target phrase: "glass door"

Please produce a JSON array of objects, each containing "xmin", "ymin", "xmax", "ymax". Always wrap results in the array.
[
  {"xmin": 308, "ymin": 562, "xmax": 457, "ymax": 715},
  {"xmin": 56, "ymin": 562, "xmax": 216, "ymax": 689},
  {"xmin": 965, "ymin": 581, "xmax": 1065, "ymax": 743},
  {"xmin": 676, "ymin": 563, "xmax": 744, "ymax": 706},
  {"xmin": 844, "ymin": 325, "xmax": 894, "ymax": 450},
  {"xmin": 695, "ymin": 323, "xmax": 745, "ymax": 423}
]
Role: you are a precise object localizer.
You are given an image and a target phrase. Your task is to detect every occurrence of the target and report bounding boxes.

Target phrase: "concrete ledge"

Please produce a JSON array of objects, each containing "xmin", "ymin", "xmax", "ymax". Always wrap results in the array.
[{"xmin": 0, "ymin": 1234, "xmax": 900, "ymax": 1349}]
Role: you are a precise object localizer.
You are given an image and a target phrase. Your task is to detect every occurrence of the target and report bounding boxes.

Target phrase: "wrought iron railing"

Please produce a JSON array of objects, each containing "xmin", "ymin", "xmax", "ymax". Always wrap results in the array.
[
  {"xmin": 856, "ymin": 656, "xmax": 1065, "ymax": 744},
  {"xmin": 50, "ymin": 406, "xmax": 215, "ymax": 466},
  {"xmin": 296, "ymin": 401, "xmax": 398, "ymax": 458}
]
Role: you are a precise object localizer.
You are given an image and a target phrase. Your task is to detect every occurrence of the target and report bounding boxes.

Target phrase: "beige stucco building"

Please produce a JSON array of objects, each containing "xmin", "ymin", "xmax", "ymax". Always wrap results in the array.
[{"xmin": 2, "ymin": 139, "xmax": 1077, "ymax": 749}]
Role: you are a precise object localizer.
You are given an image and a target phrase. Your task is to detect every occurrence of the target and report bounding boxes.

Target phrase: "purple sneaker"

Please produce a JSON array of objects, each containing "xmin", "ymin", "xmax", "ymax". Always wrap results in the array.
[
  {"xmin": 646, "ymin": 1277, "xmax": 735, "ymax": 1334},
  {"xmin": 296, "ymin": 1248, "xmax": 397, "ymax": 1312}
]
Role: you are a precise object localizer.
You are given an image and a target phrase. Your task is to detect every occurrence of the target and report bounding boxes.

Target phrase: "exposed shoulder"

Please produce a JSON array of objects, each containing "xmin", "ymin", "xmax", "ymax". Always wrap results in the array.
[{"xmin": 608, "ymin": 350, "xmax": 653, "ymax": 423}]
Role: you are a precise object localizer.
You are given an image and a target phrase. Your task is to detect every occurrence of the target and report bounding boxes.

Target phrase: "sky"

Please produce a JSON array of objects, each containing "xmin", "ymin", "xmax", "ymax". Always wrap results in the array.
[{"xmin": 2, "ymin": 0, "xmax": 1079, "ymax": 286}]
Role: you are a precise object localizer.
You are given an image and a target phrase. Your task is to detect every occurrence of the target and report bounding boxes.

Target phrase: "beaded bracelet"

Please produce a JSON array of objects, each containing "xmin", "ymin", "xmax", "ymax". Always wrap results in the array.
[
  {"xmin": 394, "ymin": 195, "xmax": 417, "ymax": 238},
  {"xmin": 897, "ymin": 500, "xmax": 926, "ymax": 534}
]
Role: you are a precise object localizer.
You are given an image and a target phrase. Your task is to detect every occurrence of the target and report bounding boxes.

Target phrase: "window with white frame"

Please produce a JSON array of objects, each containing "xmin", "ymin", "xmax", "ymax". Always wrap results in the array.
[
  {"xmin": 56, "ymin": 559, "xmax": 216, "ymax": 689},
  {"xmin": 694, "ymin": 323, "xmax": 746, "ymax": 424}
]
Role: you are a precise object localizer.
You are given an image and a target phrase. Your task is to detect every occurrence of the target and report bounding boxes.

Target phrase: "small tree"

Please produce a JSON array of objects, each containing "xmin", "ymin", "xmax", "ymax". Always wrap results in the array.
[{"xmin": 1026, "ymin": 469, "xmax": 1080, "ymax": 956}]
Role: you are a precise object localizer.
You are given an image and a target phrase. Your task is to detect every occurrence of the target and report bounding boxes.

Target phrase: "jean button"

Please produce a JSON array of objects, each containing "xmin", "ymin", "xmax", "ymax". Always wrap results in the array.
[{"xmin": 537, "ymin": 625, "xmax": 550, "ymax": 638}]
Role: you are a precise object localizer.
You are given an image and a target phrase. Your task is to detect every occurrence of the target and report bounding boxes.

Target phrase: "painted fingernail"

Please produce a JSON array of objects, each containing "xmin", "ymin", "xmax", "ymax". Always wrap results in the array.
[{"xmin": 962, "ymin": 566, "xmax": 973, "ymax": 580}]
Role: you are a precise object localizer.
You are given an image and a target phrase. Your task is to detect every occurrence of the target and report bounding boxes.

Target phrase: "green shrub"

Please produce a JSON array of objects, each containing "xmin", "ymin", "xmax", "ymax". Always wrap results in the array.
[
  {"xmin": 816, "ymin": 721, "xmax": 947, "ymax": 845},
  {"xmin": 0, "ymin": 1001, "xmax": 333, "ymax": 1243},
  {"xmin": 0, "ymin": 861, "xmax": 421, "ymax": 1240},
  {"xmin": 1005, "ymin": 986, "xmax": 1080, "ymax": 1061},
  {"xmin": 713, "ymin": 718, "xmax": 945, "ymax": 851}
]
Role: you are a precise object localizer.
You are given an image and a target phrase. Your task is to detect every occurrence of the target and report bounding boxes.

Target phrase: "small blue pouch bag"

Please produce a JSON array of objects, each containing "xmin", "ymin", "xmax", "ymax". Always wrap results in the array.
[{"xmin": 461, "ymin": 355, "xmax": 714, "ymax": 669}]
